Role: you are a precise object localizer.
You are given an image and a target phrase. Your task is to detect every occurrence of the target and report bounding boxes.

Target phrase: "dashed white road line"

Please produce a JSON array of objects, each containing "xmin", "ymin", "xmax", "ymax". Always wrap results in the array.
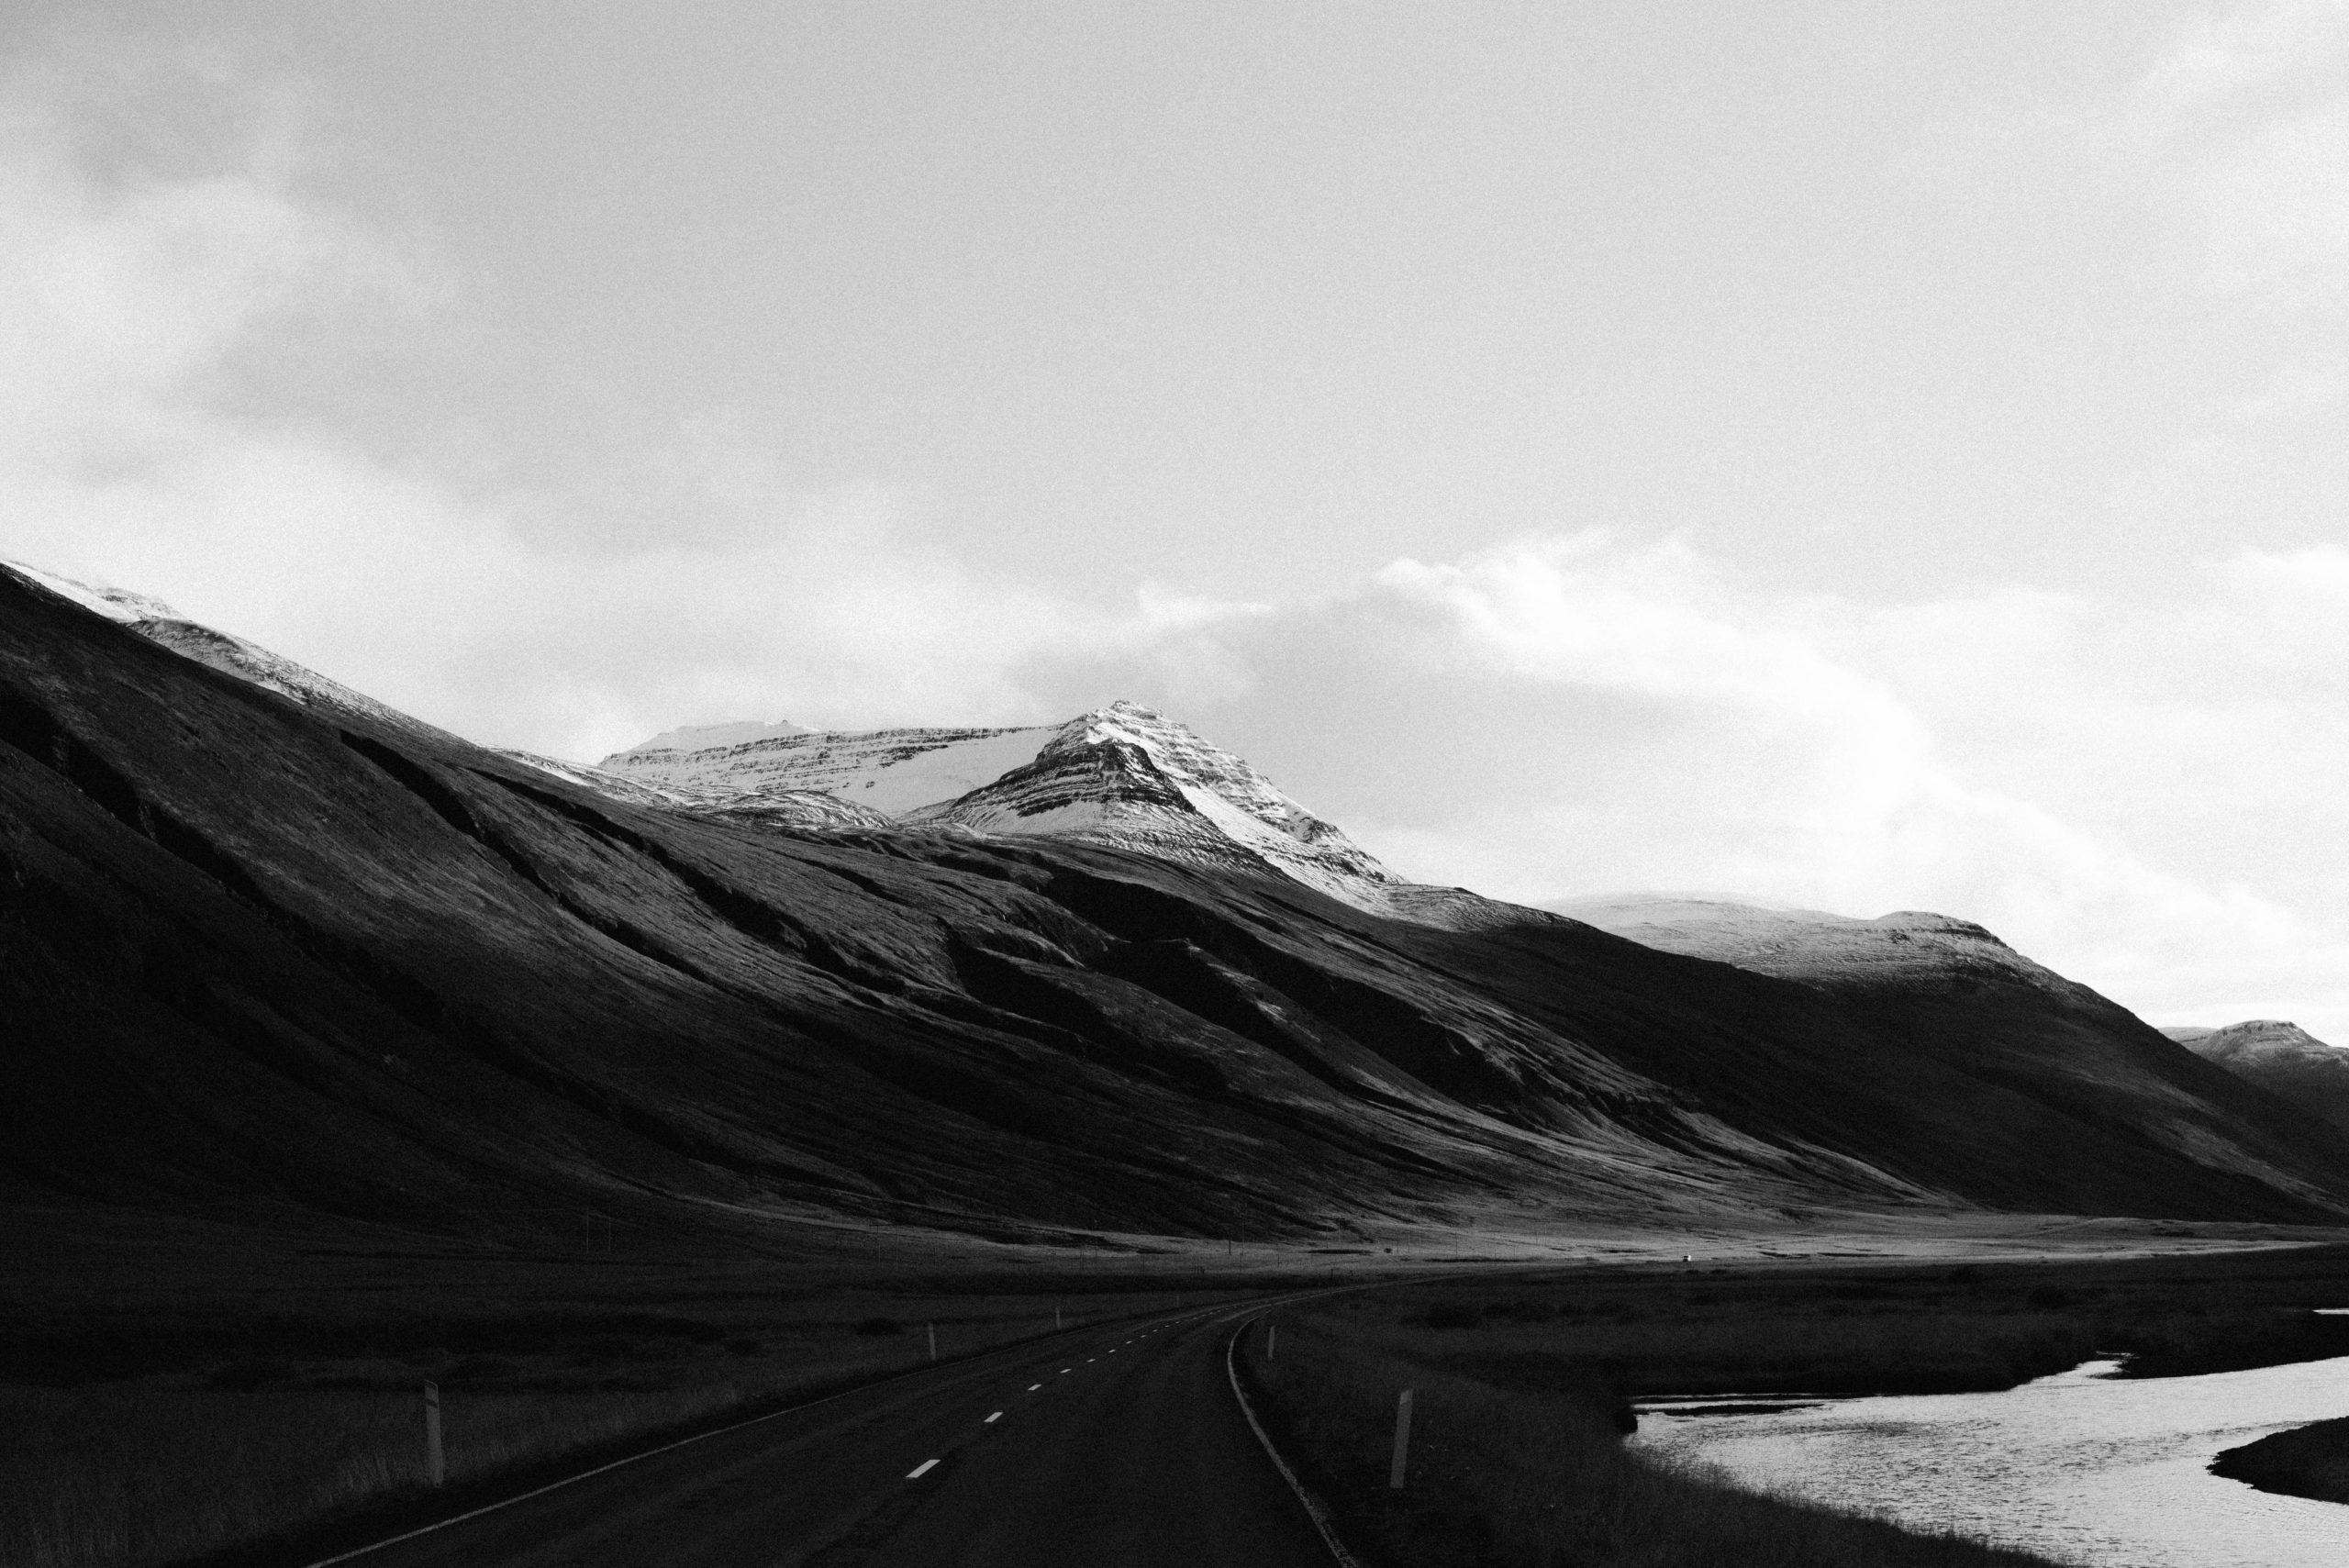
[
  {"xmin": 985, "ymin": 1411, "xmax": 1003, "ymax": 1424},
  {"xmin": 907, "ymin": 1459, "xmax": 940, "ymax": 1480},
  {"xmin": 1028, "ymin": 1383, "xmax": 1042, "ymax": 1392}
]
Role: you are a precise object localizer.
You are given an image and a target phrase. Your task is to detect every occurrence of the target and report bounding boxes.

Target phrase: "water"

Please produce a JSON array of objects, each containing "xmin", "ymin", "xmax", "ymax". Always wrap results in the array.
[{"xmin": 1629, "ymin": 1356, "xmax": 2349, "ymax": 1567}]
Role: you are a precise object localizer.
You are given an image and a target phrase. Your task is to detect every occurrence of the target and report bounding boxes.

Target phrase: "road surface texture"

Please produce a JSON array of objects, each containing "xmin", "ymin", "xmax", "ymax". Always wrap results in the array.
[{"xmin": 321, "ymin": 1300, "xmax": 1335, "ymax": 1567}]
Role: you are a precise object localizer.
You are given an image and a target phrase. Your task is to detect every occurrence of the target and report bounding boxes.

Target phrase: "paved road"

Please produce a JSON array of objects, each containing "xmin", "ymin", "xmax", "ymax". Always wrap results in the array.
[{"xmin": 332, "ymin": 1301, "xmax": 1334, "ymax": 1567}]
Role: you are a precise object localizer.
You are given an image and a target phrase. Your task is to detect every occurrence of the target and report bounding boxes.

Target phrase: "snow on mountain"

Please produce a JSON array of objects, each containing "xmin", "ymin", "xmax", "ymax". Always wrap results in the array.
[
  {"xmin": 1550, "ymin": 894, "xmax": 2053, "ymax": 991},
  {"xmin": 2168, "ymin": 1020, "xmax": 2349, "ymax": 1134},
  {"xmin": 5, "ymin": 558, "xmax": 1536, "ymax": 926},
  {"xmin": 602, "ymin": 699, "xmax": 1537, "ymax": 926},
  {"xmin": 4, "ymin": 561, "xmax": 433, "ymax": 739},
  {"xmin": 906, "ymin": 702, "xmax": 1401, "ymax": 905},
  {"xmin": 488, "ymin": 751, "xmax": 895, "ymax": 828},
  {"xmin": 603, "ymin": 722, "xmax": 1052, "ymax": 815},
  {"xmin": 4, "ymin": 561, "xmax": 180, "ymax": 625},
  {"xmin": 2165, "ymin": 1019, "xmax": 2337, "ymax": 1056}
]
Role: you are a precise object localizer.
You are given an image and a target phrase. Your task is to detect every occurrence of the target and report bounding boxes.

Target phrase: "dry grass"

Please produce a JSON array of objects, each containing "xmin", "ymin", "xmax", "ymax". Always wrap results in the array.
[
  {"xmin": 0, "ymin": 1381, "xmax": 775, "ymax": 1568},
  {"xmin": 1225, "ymin": 1250, "xmax": 2349, "ymax": 1564},
  {"xmin": 0, "ymin": 1288, "xmax": 1195, "ymax": 1568}
]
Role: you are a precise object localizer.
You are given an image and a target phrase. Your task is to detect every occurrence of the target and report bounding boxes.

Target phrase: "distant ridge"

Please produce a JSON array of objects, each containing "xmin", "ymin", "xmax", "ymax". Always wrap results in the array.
[
  {"xmin": 0, "ymin": 562, "xmax": 1526, "ymax": 929},
  {"xmin": 618, "ymin": 718, "xmax": 809, "ymax": 753},
  {"xmin": 1547, "ymin": 895, "xmax": 2025, "ymax": 985},
  {"xmin": 1552, "ymin": 892, "xmax": 2349, "ymax": 1213},
  {"xmin": 2169, "ymin": 1021, "xmax": 2349, "ymax": 1136}
]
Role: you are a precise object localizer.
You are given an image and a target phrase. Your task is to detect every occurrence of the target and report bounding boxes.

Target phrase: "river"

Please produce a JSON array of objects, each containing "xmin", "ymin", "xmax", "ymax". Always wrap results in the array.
[{"xmin": 1628, "ymin": 1355, "xmax": 2349, "ymax": 1567}]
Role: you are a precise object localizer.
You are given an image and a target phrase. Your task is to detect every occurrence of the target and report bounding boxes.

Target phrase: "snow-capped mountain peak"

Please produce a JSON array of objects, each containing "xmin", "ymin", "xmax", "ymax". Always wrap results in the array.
[
  {"xmin": 588, "ymin": 698, "xmax": 1531, "ymax": 923},
  {"xmin": 8, "ymin": 556, "xmax": 1537, "ymax": 930},
  {"xmin": 1039, "ymin": 700, "xmax": 1345, "ymax": 851}
]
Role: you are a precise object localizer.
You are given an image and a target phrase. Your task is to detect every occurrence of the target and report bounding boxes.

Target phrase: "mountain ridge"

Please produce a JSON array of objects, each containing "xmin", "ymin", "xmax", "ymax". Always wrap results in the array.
[
  {"xmin": 597, "ymin": 698, "xmax": 1520, "ymax": 928},
  {"xmin": 2168, "ymin": 1021, "xmax": 2349, "ymax": 1137},
  {"xmin": 9, "ymin": 562, "xmax": 2349, "ymax": 1248}
]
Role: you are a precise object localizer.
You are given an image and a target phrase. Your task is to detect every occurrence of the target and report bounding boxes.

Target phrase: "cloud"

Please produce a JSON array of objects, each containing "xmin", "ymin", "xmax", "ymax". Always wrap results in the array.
[
  {"xmin": 1022, "ymin": 535, "xmax": 2349, "ymax": 1045},
  {"xmin": 0, "ymin": 45, "xmax": 1141, "ymax": 757},
  {"xmin": 2086, "ymin": 1, "xmax": 2349, "ymax": 311},
  {"xmin": 7, "ymin": 37, "xmax": 2347, "ymax": 1047}
]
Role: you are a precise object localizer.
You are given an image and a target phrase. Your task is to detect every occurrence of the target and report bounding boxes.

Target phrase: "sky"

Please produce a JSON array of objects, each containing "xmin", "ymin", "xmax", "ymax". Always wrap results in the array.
[{"xmin": 6, "ymin": 2, "xmax": 2349, "ymax": 1041}]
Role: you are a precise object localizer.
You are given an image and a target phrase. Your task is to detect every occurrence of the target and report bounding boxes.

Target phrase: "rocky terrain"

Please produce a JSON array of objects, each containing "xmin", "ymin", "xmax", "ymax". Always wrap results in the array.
[
  {"xmin": 9, "ymin": 562, "xmax": 2349, "ymax": 1253},
  {"xmin": 2167, "ymin": 1021, "xmax": 2349, "ymax": 1136}
]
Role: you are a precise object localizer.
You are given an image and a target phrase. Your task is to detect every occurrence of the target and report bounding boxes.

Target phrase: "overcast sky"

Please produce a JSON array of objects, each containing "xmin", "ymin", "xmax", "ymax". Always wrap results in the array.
[{"xmin": 8, "ymin": 3, "xmax": 2349, "ymax": 1042}]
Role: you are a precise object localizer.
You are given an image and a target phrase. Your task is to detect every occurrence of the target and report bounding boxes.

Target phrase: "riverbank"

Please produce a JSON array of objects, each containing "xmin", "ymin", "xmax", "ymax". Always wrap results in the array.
[
  {"xmin": 2210, "ymin": 1416, "xmax": 2349, "ymax": 1505},
  {"xmin": 1237, "ymin": 1310, "xmax": 2067, "ymax": 1567},
  {"xmin": 1631, "ymin": 1351, "xmax": 2349, "ymax": 1567},
  {"xmin": 1238, "ymin": 1242, "xmax": 2349, "ymax": 1566}
]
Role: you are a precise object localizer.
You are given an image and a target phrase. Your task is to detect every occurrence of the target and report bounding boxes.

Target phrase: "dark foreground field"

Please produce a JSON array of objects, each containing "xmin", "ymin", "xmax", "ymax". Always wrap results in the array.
[
  {"xmin": 17, "ymin": 1224, "xmax": 2349, "ymax": 1568},
  {"xmin": 0, "ymin": 1209, "xmax": 1292, "ymax": 1568}
]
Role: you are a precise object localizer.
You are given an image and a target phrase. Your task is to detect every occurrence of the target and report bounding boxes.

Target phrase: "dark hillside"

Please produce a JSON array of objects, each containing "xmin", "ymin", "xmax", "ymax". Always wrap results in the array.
[
  {"xmin": 2174, "ymin": 1021, "xmax": 2349, "ymax": 1136},
  {"xmin": 7, "ymin": 569, "xmax": 2349, "ymax": 1247}
]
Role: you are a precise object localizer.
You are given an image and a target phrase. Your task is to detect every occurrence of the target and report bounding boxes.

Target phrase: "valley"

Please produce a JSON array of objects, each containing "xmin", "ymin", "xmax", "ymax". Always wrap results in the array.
[{"xmin": 13, "ymin": 560, "xmax": 2349, "ymax": 1566}]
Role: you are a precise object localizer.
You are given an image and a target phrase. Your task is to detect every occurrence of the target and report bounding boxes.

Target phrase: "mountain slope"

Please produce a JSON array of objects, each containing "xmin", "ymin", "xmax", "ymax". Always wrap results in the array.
[
  {"xmin": 2169, "ymin": 1022, "xmax": 2349, "ymax": 1136},
  {"xmin": 3, "ymin": 559, "xmax": 440, "ymax": 741},
  {"xmin": 8, "ymin": 567, "xmax": 2349, "ymax": 1250},
  {"xmin": 597, "ymin": 700, "xmax": 1511, "ymax": 926},
  {"xmin": 1552, "ymin": 895, "xmax": 2349, "ymax": 1218}
]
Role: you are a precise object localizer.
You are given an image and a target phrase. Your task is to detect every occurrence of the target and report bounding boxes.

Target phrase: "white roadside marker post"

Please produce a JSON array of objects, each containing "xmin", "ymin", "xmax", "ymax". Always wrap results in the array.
[
  {"xmin": 1388, "ymin": 1388, "xmax": 1413, "ymax": 1490},
  {"xmin": 1266, "ymin": 1321, "xmax": 1276, "ymax": 1361},
  {"xmin": 927, "ymin": 1322, "xmax": 937, "ymax": 1362},
  {"xmin": 424, "ymin": 1380, "xmax": 445, "ymax": 1486}
]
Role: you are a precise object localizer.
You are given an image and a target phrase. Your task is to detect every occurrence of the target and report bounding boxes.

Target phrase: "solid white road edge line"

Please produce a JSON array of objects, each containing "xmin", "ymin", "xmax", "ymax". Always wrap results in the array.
[
  {"xmin": 1225, "ymin": 1321, "xmax": 1364, "ymax": 1568},
  {"xmin": 907, "ymin": 1459, "xmax": 941, "ymax": 1479},
  {"xmin": 296, "ymin": 1289, "xmax": 1353, "ymax": 1568},
  {"xmin": 296, "ymin": 1357, "xmax": 939, "ymax": 1568},
  {"xmin": 297, "ymin": 1301, "xmax": 1206, "ymax": 1568}
]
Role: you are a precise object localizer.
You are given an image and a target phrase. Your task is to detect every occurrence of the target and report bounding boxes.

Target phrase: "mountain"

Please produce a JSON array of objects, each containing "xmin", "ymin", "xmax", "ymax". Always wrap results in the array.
[
  {"xmin": 626, "ymin": 718, "xmax": 809, "ymax": 752},
  {"xmin": 10, "ymin": 562, "xmax": 2349, "ymax": 1255},
  {"xmin": 596, "ymin": 700, "xmax": 1519, "ymax": 927},
  {"xmin": 1552, "ymin": 894, "xmax": 2349, "ymax": 1220},
  {"xmin": 3, "ymin": 560, "xmax": 440, "ymax": 741},
  {"xmin": 2167, "ymin": 1022, "xmax": 2349, "ymax": 1136}
]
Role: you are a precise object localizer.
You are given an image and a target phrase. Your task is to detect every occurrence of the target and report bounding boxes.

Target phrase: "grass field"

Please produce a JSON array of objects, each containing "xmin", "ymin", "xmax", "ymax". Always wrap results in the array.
[
  {"xmin": 1236, "ymin": 1313, "xmax": 2065, "ymax": 1567},
  {"xmin": 1314, "ymin": 1244, "xmax": 2349, "ymax": 1398},
  {"xmin": 17, "ymin": 1223, "xmax": 2349, "ymax": 1568},
  {"xmin": 1234, "ymin": 1243, "xmax": 2349, "ymax": 1566}
]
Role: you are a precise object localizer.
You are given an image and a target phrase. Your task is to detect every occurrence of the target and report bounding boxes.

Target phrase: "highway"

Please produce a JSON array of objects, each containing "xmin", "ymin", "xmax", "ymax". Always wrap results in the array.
[{"xmin": 321, "ymin": 1300, "xmax": 1339, "ymax": 1567}]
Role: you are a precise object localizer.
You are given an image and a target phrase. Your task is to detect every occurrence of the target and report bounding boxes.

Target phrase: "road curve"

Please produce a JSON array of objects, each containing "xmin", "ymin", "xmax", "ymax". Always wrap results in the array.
[{"xmin": 323, "ymin": 1301, "xmax": 1334, "ymax": 1567}]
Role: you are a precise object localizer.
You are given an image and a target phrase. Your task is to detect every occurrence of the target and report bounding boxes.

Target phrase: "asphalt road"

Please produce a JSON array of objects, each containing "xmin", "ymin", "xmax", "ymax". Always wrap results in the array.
[{"xmin": 328, "ymin": 1301, "xmax": 1337, "ymax": 1568}]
